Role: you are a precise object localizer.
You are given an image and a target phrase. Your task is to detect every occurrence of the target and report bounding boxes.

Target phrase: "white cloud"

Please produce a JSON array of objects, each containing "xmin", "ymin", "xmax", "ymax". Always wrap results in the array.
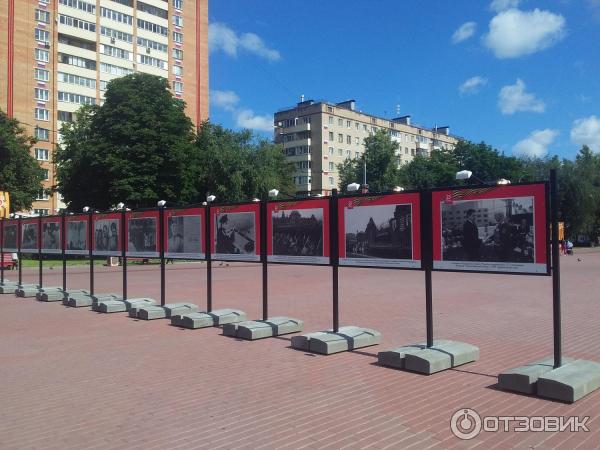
[
  {"xmin": 209, "ymin": 22, "xmax": 281, "ymax": 61},
  {"xmin": 452, "ymin": 22, "xmax": 477, "ymax": 44},
  {"xmin": 235, "ymin": 109, "xmax": 273, "ymax": 133},
  {"xmin": 210, "ymin": 90, "xmax": 239, "ymax": 111},
  {"xmin": 489, "ymin": 0, "xmax": 521, "ymax": 12},
  {"xmin": 513, "ymin": 129, "xmax": 559, "ymax": 157},
  {"xmin": 498, "ymin": 79, "xmax": 545, "ymax": 114},
  {"xmin": 570, "ymin": 116, "xmax": 600, "ymax": 152},
  {"xmin": 483, "ymin": 8, "xmax": 566, "ymax": 58},
  {"xmin": 459, "ymin": 76, "xmax": 488, "ymax": 95}
]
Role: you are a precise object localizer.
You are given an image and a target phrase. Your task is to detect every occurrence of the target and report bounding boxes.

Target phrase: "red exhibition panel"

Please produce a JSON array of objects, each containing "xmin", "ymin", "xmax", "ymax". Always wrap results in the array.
[
  {"xmin": 2, "ymin": 219, "xmax": 19, "ymax": 252},
  {"xmin": 338, "ymin": 192, "xmax": 422, "ymax": 269},
  {"xmin": 266, "ymin": 198, "xmax": 330, "ymax": 265},
  {"xmin": 431, "ymin": 183, "xmax": 549, "ymax": 275},
  {"xmin": 65, "ymin": 214, "xmax": 88, "ymax": 254},
  {"xmin": 126, "ymin": 210, "xmax": 159, "ymax": 257},
  {"xmin": 210, "ymin": 203, "xmax": 260, "ymax": 262},
  {"xmin": 92, "ymin": 212, "xmax": 121, "ymax": 256},
  {"xmin": 164, "ymin": 207, "xmax": 205, "ymax": 259},
  {"xmin": 41, "ymin": 216, "xmax": 62, "ymax": 254},
  {"xmin": 21, "ymin": 218, "xmax": 39, "ymax": 253}
]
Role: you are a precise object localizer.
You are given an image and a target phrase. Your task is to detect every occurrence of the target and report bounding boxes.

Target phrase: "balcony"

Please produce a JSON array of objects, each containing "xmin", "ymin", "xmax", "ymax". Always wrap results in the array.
[{"xmin": 283, "ymin": 122, "xmax": 311, "ymax": 134}]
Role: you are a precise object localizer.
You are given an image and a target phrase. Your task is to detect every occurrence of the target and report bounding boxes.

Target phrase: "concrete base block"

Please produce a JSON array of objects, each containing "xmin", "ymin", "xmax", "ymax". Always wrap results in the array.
[
  {"xmin": 172, "ymin": 308, "xmax": 247, "ymax": 329},
  {"xmin": 15, "ymin": 286, "xmax": 44, "ymax": 298},
  {"xmin": 498, "ymin": 357, "xmax": 571, "ymax": 395},
  {"xmin": 378, "ymin": 340, "xmax": 479, "ymax": 374},
  {"xmin": 37, "ymin": 288, "xmax": 88, "ymax": 302},
  {"xmin": 291, "ymin": 326, "xmax": 381, "ymax": 355},
  {"xmin": 132, "ymin": 303, "xmax": 199, "ymax": 320},
  {"xmin": 66, "ymin": 293, "xmax": 118, "ymax": 308},
  {"xmin": 0, "ymin": 284, "xmax": 19, "ymax": 294},
  {"xmin": 536, "ymin": 360, "xmax": 600, "ymax": 403},
  {"xmin": 96, "ymin": 298, "xmax": 155, "ymax": 314},
  {"xmin": 223, "ymin": 316, "xmax": 303, "ymax": 340}
]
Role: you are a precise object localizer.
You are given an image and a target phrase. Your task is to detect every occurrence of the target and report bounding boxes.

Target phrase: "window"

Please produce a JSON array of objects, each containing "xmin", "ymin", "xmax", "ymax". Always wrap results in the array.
[
  {"xmin": 411, "ymin": 148, "xmax": 415, "ymax": 156},
  {"xmin": 328, "ymin": 116, "xmax": 333, "ymax": 125},
  {"xmin": 355, "ymin": 152, "xmax": 360, "ymax": 158},
  {"xmin": 57, "ymin": 111, "xmax": 73, "ymax": 122},
  {"xmin": 59, "ymin": 0, "xmax": 95, "ymax": 14},
  {"xmin": 34, "ymin": 68, "xmax": 49, "ymax": 81},
  {"xmin": 328, "ymin": 146, "xmax": 334, "ymax": 156},
  {"xmin": 346, "ymin": 120, "xmax": 351, "ymax": 128},
  {"xmin": 172, "ymin": 65, "xmax": 183, "ymax": 76},
  {"xmin": 34, "ymin": 88, "xmax": 49, "ymax": 101},
  {"xmin": 355, "ymin": 137, "xmax": 360, "ymax": 145},
  {"xmin": 35, "ymin": 127, "xmax": 49, "ymax": 141},
  {"xmin": 59, "ymin": 14, "xmax": 96, "ymax": 32},
  {"xmin": 346, "ymin": 150, "xmax": 351, "ymax": 157},
  {"xmin": 355, "ymin": 122, "xmax": 360, "ymax": 130},
  {"xmin": 329, "ymin": 177, "xmax": 335, "ymax": 185},
  {"xmin": 172, "ymin": 31, "xmax": 183, "ymax": 43},
  {"xmin": 58, "ymin": 72, "xmax": 96, "ymax": 89},
  {"xmin": 58, "ymin": 34, "xmax": 96, "ymax": 51},
  {"xmin": 100, "ymin": 7, "xmax": 133, "ymax": 25},
  {"xmin": 363, "ymin": 124, "xmax": 368, "ymax": 131},
  {"xmin": 58, "ymin": 91, "xmax": 96, "ymax": 105},
  {"xmin": 172, "ymin": 48, "xmax": 183, "ymax": 59},
  {"xmin": 338, "ymin": 118, "xmax": 343, "ymax": 126},
  {"xmin": 35, "ymin": 108, "xmax": 49, "ymax": 121},
  {"xmin": 100, "ymin": 63, "xmax": 133, "ymax": 76},
  {"xmin": 328, "ymin": 132, "xmax": 333, "ymax": 141},
  {"xmin": 100, "ymin": 44, "xmax": 131, "ymax": 60},
  {"xmin": 338, "ymin": 134, "xmax": 343, "ymax": 143},
  {"xmin": 100, "ymin": 80, "xmax": 108, "ymax": 91},
  {"xmin": 327, "ymin": 106, "xmax": 333, "ymax": 112},
  {"xmin": 137, "ymin": 54, "xmax": 167, "ymax": 69},
  {"xmin": 338, "ymin": 148, "xmax": 343, "ymax": 156},
  {"xmin": 172, "ymin": 81, "xmax": 183, "ymax": 93},
  {"xmin": 58, "ymin": 53, "xmax": 96, "ymax": 70},
  {"xmin": 101, "ymin": 26, "xmax": 133, "ymax": 43},
  {"xmin": 34, "ymin": 209, "xmax": 50, "ymax": 216},
  {"xmin": 405, "ymin": 147, "xmax": 409, "ymax": 154},
  {"xmin": 173, "ymin": 0, "xmax": 183, "ymax": 10},
  {"xmin": 346, "ymin": 135, "xmax": 351, "ymax": 145},
  {"xmin": 110, "ymin": 0, "xmax": 133, "ymax": 6},
  {"xmin": 138, "ymin": 37, "xmax": 168, "ymax": 53},
  {"xmin": 137, "ymin": 1, "xmax": 168, "ymax": 19},
  {"xmin": 42, "ymin": 169, "xmax": 49, "ymax": 181},
  {"xmin": 35, "ymin": 9, "xmax": 50, "ymax": 23},
  {"xmin": 137, "ymin": 18, "xmax": 168, "ymax": 36},
  {"xmin": 35, "ymin": 148, "xmax": 50, "ymax": 160},
  {"xmin": 35, "ymin": 48, "xmax": 49, "ymax": 62},
  {"xmin": 37, "ymin": 190, "xmax": 50, "ymax": 200},
  {"xmin": 328, "ymin": 162, "xmax": 334, "ymax": 171},
  {"xmin": 173, "ymin": 15, "xmax": 183, "ymax": 27}
]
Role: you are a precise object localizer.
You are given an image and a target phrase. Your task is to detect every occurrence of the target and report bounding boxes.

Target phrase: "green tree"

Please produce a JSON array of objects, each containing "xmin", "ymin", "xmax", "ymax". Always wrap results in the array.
[
  {"xmin": 398, "ymin": 148, "xmax": 458, "ymax": 189},
  {"xmin": 0, "ymin": 110, "xmax": 45, "ymax": 212},
  {"xmin": 55, "ymin": 74, "xmax": 196, "ymax": 210},
  {"xmin": 338, "ymin": 129, "xmax": 402, "ymax": 192}
]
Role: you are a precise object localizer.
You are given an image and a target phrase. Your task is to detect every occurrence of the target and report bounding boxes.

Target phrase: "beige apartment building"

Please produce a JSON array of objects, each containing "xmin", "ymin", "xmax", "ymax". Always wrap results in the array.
[
  {"xmin": 274, "ymin": 99, "xmax": 460, "ymax": 196},
  {"xmin": 0, "ymin": 0, "xmax": 209, "ymax": 215}
]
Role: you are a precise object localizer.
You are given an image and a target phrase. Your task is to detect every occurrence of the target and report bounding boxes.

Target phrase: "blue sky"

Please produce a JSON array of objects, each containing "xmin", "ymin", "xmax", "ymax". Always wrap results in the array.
[{"xmin": 208, "ymin": 0, "xmax": 600, "ymax": 160}]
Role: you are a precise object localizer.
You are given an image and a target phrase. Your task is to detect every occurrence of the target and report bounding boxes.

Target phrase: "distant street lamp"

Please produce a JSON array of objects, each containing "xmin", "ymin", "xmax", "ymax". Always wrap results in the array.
[
  {"xmin": 392, "ymin": 186, "xmax": 405, "ymax": 192},
  {"xmin": 456, "ymin": 170, "xmax": 485, "ymax": 184},
  {"xmin": 347, "ymin": 182, "xmax": 360, "ymax": 192},
  {"xmin": 497, "ymin": 178, "xmax": 511, "ymax": 185}
]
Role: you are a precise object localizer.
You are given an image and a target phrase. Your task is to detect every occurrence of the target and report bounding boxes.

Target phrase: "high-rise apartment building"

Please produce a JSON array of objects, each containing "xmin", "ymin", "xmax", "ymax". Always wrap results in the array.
[
  {"xmin": 0, "ymin": 0, "xmax": 208, "ymax": 214},
  {"xmin": 274, "ymin": 99, "xmax": 460, "ymax": 196}
]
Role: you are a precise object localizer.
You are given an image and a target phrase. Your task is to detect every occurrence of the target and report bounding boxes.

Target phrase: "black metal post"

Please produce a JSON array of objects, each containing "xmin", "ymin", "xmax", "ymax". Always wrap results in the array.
[
  {"xmin": 420, "ymin": 190, "xmax": 434, "ymax": 348},
  {"xmin": 159, "ymin": 206, "xmax": 166, "ymax": 307},
  {"xmin": 550, "ymin": 169, "xmax": 562, "ymax": 368},
  {"xmin": 261, "ymin": 197, "xmax": 268, "ymax": 321},
  {"xmin": 330, "ymin": 189, "xmax": 339, "ymax": 333},
  {"xmin": 38, "ymin": 213, "xmax": 43, "ymax": 289},
  {"xmin": 1, "ymin": 218, "xmax": 4, "ymax": 285},
  {"xmin": 88, "ymin": 210, "xmax": 94, "ymax": 296},
  {"xmin": 204, "ymin": 204, "xmax": 212, "ymax": 312},
  {"xmin": 61, "ymin": 212, "xmax": 66, "ymax": 291},
  {"xmin": 121, "ymin": 206, "xmax": 127, "ymax": 301},
  {"xmin": 17, "ymin": 216, "xmax": 22, "ymax": 286}
]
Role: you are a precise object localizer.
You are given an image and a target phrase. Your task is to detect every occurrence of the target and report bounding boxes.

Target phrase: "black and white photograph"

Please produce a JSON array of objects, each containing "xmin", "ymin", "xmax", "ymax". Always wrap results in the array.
[
  {"xmin": 341, "ymin": 203, "xmax": 415, "ymax": 268},
  {"xmin": 94, "ymin": 219, "xmax": 119, "ymax": 254},
  {"xmin": 127, "ymin": 217, "xmax": 157, "ymax": 256},
  {"xmin": 441, "ymin": 197, "xmax": 535, "ymax": 264},
  {"xmin": 214, "ymin": 212, "xmax": 256, "ymax": 260},
  {"xmin": 269, "ymin": 208, "xmax": 327, "ymax": 264},
  {"xmin": 3, "ymin": 224, "xmax": 17, "ymax": 250},
  {"xmin": 67, "ymin": 221, "xmax": 87, "ymax": 253},
  {"xmin": 42, "ymin": 222, "xmax": 61, "ymax": 252},
  {"xmin": 21, "ymin": 223, "xmax": 38, "ymax": 251},
  {"xmin": 167, "ymin": 215, "xmax": 202, "ymax": 258}
]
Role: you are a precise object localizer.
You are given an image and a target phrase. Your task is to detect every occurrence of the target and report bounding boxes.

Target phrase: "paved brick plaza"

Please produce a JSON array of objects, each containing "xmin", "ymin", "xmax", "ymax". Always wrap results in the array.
[{"xmin": 1, "ymin": 251, "xmax": 599, "ymax": 449}]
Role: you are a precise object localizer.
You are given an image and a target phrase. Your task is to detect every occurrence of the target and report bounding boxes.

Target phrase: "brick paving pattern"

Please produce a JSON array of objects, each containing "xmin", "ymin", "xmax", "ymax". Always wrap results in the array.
[{"xmin": 1, "ymin": 252, "xmax": 599, "ymax": 449}]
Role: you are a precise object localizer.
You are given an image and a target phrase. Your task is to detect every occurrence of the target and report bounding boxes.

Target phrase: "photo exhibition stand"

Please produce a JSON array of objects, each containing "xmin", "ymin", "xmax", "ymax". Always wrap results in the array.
[
  {"xmin": 171, "ymin": 203, "xmax": 247, "ymax": 329},
  {"xmin": 498, "ymin": 169, "xmax": 600, "ymax": 403},
  {"xmin": 291, "ymin": 190, "xmax": 381, "ymax": 354},
  {"xmin": 377, "ymin": 189, "xmax": 479, "ymax": 374},
  {"xmin": 222, "ymin": 198, "xmax": 304, "ymax": 340},
  {"xmin": 0, "ymin": 218, "xmax": 19, "ymax": 293},
  {"xmin": 13, "ymin": 216, "xmax": 39, "ymax": 295}
]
